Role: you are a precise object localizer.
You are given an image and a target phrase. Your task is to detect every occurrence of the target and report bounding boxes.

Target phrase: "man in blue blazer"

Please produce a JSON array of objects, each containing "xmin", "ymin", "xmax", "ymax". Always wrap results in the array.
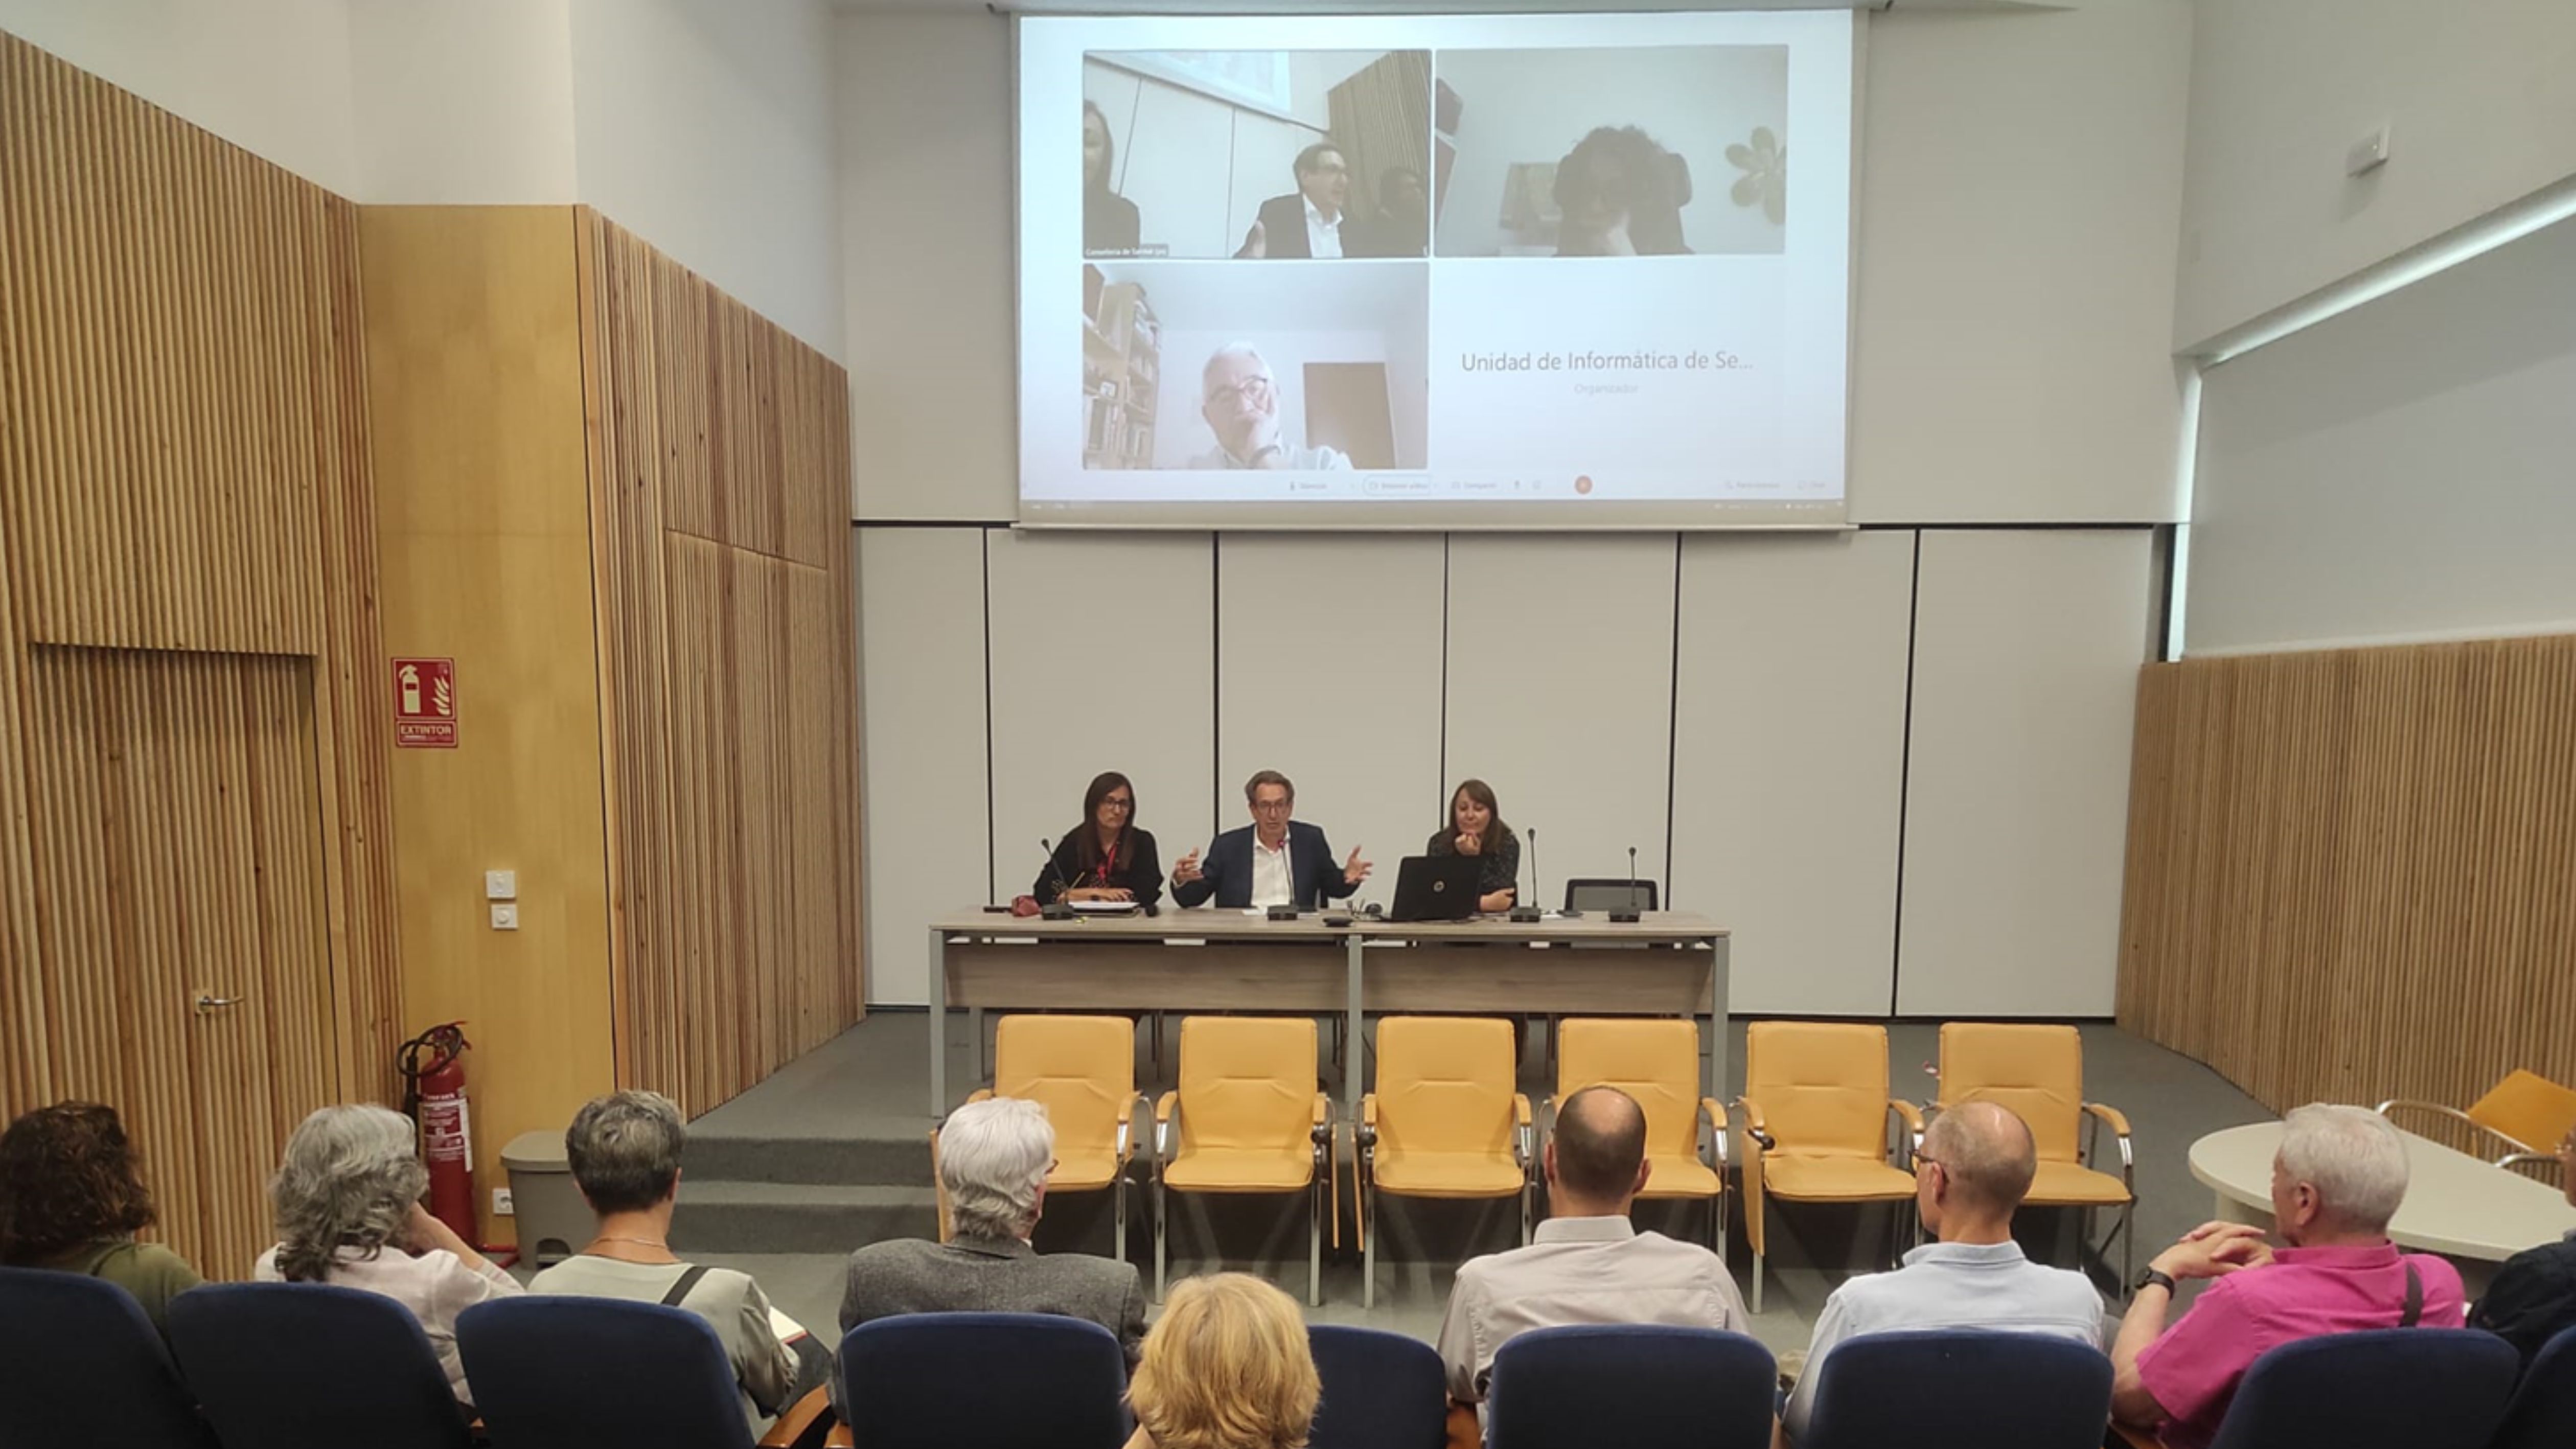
[{"xmin": 1172, "ymin": 769, "xmax": 1372, "ymax": 909}]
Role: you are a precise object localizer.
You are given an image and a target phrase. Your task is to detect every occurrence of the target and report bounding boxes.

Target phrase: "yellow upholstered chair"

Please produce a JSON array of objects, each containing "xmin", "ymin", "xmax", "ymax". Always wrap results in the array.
[
  {"xmin": 1358, "ymin": 1016, "xmax": 1532, "ymax": 1309},
  {"xmin": 1153, "ymin": 1016, "xmax": 1333, "ymax": 1305},
  {"xmin": 1936, "ymin": 1022, "xmax": 2136, "ymax": 1291},
  {"xmin": 2380, "ymin": 1070, "xmax": 2576, "ymax": 1180},
  {"xmin": 1735, "ymin": 1021, "xmax": 1923, "ymax": 1312},
  {"xmin": 1552, "ymin": 1019, "xmax": 1729, "ymax": 1251},
  {"xmin": 932, "ymin": 1014, "xmax": 1143, "ymax": 1262}
]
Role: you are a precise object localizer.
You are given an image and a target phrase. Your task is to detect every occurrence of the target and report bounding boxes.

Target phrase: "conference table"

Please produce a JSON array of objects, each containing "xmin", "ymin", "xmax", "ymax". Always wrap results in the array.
[
  {"xmin": 925, "ymin": 909, "xmax": 1729, "ymax": 1118},
  {"xmin": 2190, "ymin": 1120, "xmax": 2576, "ymax": 1295}
]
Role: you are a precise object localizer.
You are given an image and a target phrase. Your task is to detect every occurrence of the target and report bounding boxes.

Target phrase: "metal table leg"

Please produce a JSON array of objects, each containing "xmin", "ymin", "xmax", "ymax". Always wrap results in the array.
[
  {"xmin": 1345, "ymin": 934, "xmax": 1365, "ymax": 1113},
  {"xmin": 929, "ymin": 926, "xmax": 948, "ymax": 1118}
]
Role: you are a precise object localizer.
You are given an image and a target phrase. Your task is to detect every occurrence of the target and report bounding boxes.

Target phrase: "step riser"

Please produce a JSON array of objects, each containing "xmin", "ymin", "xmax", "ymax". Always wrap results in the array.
[{"xmin": 685, "ymin": 1137, "xmax": 934, "ymax": 1187}]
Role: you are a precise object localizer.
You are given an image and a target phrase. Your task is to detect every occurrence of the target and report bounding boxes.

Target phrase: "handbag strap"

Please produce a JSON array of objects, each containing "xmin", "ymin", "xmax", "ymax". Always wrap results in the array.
[
  {"xmin": 660, "ymin": 1263, "xmax": 712, "ymax": 1308},
  {"xmin": 2399, "ymin": 1260, "xmax": 2422, "ymax": 1328}
]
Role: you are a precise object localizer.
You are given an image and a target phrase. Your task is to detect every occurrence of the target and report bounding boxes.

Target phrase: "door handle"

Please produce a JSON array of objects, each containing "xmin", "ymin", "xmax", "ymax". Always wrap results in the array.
[{"xmin": 194, "ymin": 990, "xmax": 245, "ymax": 1016}]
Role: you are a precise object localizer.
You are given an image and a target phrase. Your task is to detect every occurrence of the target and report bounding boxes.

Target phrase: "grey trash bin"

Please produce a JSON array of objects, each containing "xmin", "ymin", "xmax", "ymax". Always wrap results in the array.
[{"xmin": 501, "ymin": 1129, "xmax": 588, "ymax": 1268}]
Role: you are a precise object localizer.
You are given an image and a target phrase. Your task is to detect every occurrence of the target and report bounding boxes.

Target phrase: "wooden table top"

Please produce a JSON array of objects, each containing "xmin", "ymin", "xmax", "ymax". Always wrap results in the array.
[{"xmin": 929, "ymin": 907, "xmax": 1727, "ymax": 943}]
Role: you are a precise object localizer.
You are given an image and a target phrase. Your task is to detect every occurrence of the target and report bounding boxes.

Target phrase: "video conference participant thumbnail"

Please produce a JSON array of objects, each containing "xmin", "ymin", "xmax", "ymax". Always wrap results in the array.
[
  {"xmin": 1080, "ymin": 262, "xmax": 1430, "ymax": 473},
  {"xmin": 1433, "ymin": 46, "xmax": 1788, "ymax": 259},
  {"xmin": 1083, "ymin": 50, "xmax": 1431, "ymax": 261}
]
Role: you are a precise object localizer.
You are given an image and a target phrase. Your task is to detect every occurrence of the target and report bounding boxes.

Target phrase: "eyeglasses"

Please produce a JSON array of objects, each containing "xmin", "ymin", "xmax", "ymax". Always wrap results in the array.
[
  {"xmin": 1205, "ymin": 374, "xmax": 1274, "ymax": 408},
  {"xmin": 1251, "ymin": 797, "xmax": 1293, "ymax": 814},
  {"xmin": 1101, "ymin": 796, "xmax": 1134, "ymax": 810}
]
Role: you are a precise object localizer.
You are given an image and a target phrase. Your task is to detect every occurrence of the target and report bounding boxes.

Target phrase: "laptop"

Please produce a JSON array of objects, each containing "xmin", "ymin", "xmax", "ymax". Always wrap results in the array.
[{"xmin": 1389, "ymin": 854, "xmax": 1483, "ymax": 923}]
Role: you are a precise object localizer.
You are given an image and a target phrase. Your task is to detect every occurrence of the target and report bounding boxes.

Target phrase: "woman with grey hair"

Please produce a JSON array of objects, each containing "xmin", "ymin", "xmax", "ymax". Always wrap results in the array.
[
  {"xmin": 528, "ymin": 1090, "xmax": 808, "ymax": 1432},
  {"xmin": 255, "ymin": 1103, "xmax": 520, "ymax": 1407}
]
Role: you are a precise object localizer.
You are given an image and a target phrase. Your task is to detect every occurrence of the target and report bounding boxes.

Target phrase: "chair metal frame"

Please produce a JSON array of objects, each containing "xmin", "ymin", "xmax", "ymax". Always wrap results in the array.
[
  {"xmin": 1151, "ymin": 1083, "xmax": 1334, "ymax": 1307},
  {"xmin": 2376, "ymin": 1093, "xmax": 2570, "ymax": 1179},
  {"xmin": 1358, "ymin": 1023, "xmax": 1534, "ymax": 1310}
]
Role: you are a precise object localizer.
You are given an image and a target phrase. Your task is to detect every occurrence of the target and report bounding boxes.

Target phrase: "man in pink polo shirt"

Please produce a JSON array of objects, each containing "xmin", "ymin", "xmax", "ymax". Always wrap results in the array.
[{"xmin": 2108, "ymin": 1104, "xmax": 2466, "ymax": 1448}]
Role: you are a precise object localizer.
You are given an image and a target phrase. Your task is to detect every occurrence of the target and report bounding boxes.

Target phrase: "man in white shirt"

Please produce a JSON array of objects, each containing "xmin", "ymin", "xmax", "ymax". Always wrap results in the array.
[
  {"xmin": 1235, "ymin": 143, "xmax": 1359, "ymax": 259},
  {"xmin": 1187, "ymin": 344, "xmax": 1350, "ymax": 471},
  {"xmin": 1437, "ymin": 1086, "xmax": 1751, "ymax": 1420},
  {"xmin": 1779, "ymin": 1100, "xmax": 2107, "ymax": 1444},
  {"xmin": 1171, "ymin": 769, "xmax": 1369, "ymax": 910}
]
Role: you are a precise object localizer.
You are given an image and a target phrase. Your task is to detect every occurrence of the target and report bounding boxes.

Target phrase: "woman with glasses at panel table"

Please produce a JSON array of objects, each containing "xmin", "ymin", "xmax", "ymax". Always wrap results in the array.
[{"xmin": 1035, "ymin": 771, "xmax": 1163, "ymax": 910}]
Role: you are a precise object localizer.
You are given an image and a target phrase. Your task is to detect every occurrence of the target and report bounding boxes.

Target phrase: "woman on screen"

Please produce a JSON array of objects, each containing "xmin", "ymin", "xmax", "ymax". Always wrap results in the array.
[
  {"xmin": 1037, "ymin": 770, "xmax": 1162, "ymax": 908},
  {"xmin": 1083, "ymin": 100, "xmax": 1141, "ymax": 256},
  {"xmin": 1427, "ymin": 778, "xmax": 1521, "ymax": 914}
]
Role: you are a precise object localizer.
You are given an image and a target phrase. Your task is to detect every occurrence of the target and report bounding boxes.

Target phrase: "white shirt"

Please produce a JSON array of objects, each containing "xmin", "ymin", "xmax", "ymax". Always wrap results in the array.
[
  {"xmin": 1250, "ymin": 830, "xmax": 1294, "ymax": 907},
  {"xmin": 1303, "ymin": 195, "xmax": 1343, "ymax": 259},
  {"xmin": 256, "ymin": 1243, "xmax": 522, "ymax": 1406},
  {"xmin": 1781, "ymin": 1239, "xmax": 2107, "ymax": 1441},
  {"xmin": 1436, "ymin": 1215, "xmax": 1749, "ymax": 1414}
]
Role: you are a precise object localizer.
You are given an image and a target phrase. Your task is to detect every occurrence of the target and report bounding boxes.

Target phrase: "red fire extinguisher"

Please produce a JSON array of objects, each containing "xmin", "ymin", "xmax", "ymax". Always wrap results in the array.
[{"xmin": 399, "ymin": 1023, "xmax": 476, "ymax": 1245}]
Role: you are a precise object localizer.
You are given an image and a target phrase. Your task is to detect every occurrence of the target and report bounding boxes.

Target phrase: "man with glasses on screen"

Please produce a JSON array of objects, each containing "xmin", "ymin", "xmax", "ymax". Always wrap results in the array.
[{"xmin": 1189, "ymin": 344, "xmax": 1349, "ymax": 471}]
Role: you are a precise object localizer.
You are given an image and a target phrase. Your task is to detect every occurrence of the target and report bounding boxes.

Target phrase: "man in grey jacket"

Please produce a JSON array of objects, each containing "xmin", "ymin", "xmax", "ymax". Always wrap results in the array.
[{"xmin": 838, "ymin": 1096, "xmax": 1145, "ymax": 1372}]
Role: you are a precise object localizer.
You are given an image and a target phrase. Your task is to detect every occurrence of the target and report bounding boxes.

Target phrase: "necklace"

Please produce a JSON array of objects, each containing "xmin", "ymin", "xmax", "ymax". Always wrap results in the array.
[{"xmin": 588, "ymin": 1234, "xmax": 672, "ymax": 1252}]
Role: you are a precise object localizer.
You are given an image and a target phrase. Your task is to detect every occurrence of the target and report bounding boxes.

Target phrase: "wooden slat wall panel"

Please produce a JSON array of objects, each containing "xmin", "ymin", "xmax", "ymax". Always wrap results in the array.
[
  {"xmin": 580, "ymin": 213, "xmax": 863, "ymax": 1117},
  {"xmin": 2118, "ymin": 635, "xmax": 2576, "ymax": 1131},
  {"xmin": 0, "ymin": 34, "xmax": 400, "ymax": 1270}
]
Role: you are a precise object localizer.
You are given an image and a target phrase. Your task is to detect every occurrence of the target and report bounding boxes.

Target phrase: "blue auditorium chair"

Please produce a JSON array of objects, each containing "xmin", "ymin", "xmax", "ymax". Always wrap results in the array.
[
  {"xmin": 1308, "ymin": 1324, "xmax": 1447, "ymax": 1449},
  {"xmin": 2489, "ymin": 1323, "xmax": 2576, "ymax": 1449},
  {"xmin": 838, "ymin": 1312, "xmax": 1128, "ymax": 1449},
  {"xmin": 461, "ymin": 1296, "xmax": 767, "ymax": 1449},
  {"xmin": 168, "ymin": 1281, "xmax": 471, "ymax": 1449},
  {"xmin": 2204, "ymin": 1328, "xmax": 2518, "ymax": 1449},
  {"xmin": 1799, "ymin": 1329, "xmax": 2112, "ymax": 1449},
  {"xmin": 0, "ymin": 1264, "xmax": 216, "ymax": 1447},
  {"xmin": 1486, "ymin": 1323, "xmax": 1775, "ymax": 1449}
]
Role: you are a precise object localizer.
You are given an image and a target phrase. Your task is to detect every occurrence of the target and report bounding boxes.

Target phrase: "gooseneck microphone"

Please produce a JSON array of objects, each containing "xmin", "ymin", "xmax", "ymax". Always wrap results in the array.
[
  {"xmin": 1509, "ymin": 826, "xmax": 1543, "ymax": 923},
  {"xmin": 1612, "ymin": 844, "xmax": 1643, "ymax": 923},
  {"xmin": 1039, "ymin": 838, "xmax": 1075, "ymax": 920}
]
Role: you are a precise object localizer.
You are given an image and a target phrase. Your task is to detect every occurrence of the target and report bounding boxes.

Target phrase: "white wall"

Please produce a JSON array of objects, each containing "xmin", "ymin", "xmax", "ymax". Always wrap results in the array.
[
  {"xmin": 0, "ymin": 0, "xmax": 359, "ymax": 194},
  {"xmin": 1849, "ymin": 0, "xmax": 2192, "ymax": 525},
  {"xmin": 567, "ymin": 0, "xmax": 845, "ymax": 362},
  {"xmin": 856, "ymin": 523, "xmax": 2158, "ymax": 1016},
  {"xmin": 840, "ymin": 12, "xmax": 1016, "ymax": 522},
  {"xmin": 1669, "ymin": 532, "xmax": 1913, "ymax": 1016},
  {"xmin": 1898, "ymin": 530, "xmax": 2154, "ymax": 1018},
  {"xmin": 348, "ymin": 0, "xmax": 576, "ymax": 205},
  {"xmin": 2176, "ymin": 0, "xmax": 2576, "ymax": 349},
  {"xmin": 841, "ymin": 2, "xmax": 2194, "ymax": 527},
  {"xmin": 2184, "ymin": 213, "xmax": 2576, "ymax": 656}
]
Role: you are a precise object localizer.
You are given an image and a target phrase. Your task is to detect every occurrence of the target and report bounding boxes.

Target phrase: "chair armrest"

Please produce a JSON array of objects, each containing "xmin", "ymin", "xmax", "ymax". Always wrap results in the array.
[
  {"xmin": 757, "ymin": 1385, "xmax": 835, "ymax": 1448},
  {"xmin": 1888, "ymin": 1099, "xmax": 1925, "ymax": 1162},
  {"xmin": 1735, "ymin": 1095, "xmax": 1774, "ymax": 1149},
  {"xmin": 1514, "ymin": 1095, "xmax": 1533, "ymax": 1129},
  {"xmin": 1700, "ymin": 1098, "xmax": 1730, "ymax": 1172},
  {"xmin": 824, "ymin": 1424, "xmax": 854, "ymax": 1449},
  {"xmin": 1312, "ymin": 1092, "xmax": 1333, "ymax": 1142},
  {"xmin": 2083, "ymin": 1101, "xmax": 2133, "ymax": 1137},
  {"xmin": 1513, "ymin": 1094, "xmax": 1535, "ymax": 1166},
  {"xmin": 1361, "ymin": 1094, "xmax": 1378, "ymax": 1134},
  {"xmin": 964, "ymin": 1088, "xmax": 994, "ymax": 1105},
  {"xmin": 2106, "ymin": 1421, "xmax": 2159, "ymax": 1449},
  {"xmin": 2377, "ymin": 1100, "xmax": 2538, "ymax": 1155},
  {"xmin": 2084, "ymin": 1100, "xmax": 2135, "ymax": 1192}
]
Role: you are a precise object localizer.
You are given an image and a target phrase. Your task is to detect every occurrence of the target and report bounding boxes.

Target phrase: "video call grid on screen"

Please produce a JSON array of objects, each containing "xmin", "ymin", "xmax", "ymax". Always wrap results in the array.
[{"xmin": 1021, "ymin": 12, "xmax": 1856, "ymax": 530}]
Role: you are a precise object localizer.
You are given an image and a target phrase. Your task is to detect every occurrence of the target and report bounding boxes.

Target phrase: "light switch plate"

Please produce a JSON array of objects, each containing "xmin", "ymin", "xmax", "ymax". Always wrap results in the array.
[
  {"xmin": 490, "ymin": 902, "xmax": 519, "ymax": 931},
  {"xmin": 484, "ymin": 869, "xmax": 518, "ymax": 900}
]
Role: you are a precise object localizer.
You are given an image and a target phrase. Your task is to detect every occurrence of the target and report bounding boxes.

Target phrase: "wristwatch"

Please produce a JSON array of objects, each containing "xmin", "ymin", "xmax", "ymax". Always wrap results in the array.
[{"xmin": 2133, "ymin": 1267, "xmax": 2178, "ymax": 1296}]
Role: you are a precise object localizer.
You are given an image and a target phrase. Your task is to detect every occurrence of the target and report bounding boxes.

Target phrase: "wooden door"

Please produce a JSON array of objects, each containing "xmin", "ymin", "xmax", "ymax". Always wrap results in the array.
[{"xmin": 22, "ymin": 647, "xmax": 337, "ymax": 1275}]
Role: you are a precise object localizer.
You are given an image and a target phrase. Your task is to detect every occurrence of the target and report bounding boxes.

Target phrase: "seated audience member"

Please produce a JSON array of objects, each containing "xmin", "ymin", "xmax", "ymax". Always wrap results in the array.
[
  {"xmin": 1779, "ymin": 1100, "xmax": 2105, "ymax": 1443},
  {"xmin": 528, "ymin": 1090, "xmax": 804, "ymax": 1431},
  {"xmin": 2110, "ymin": 1104, "xmax": 2465, "ymax": 1448},
  {"xmin": 1124, "ymin": 1272, "xmax": 1320, "ymax": 1449},
  {"xmin": 257, "ymin": 1103, "xmax": 522, "ymax": 1407},
  {"xmin": 841, "ymin": 1096, "xmax": 1144, "ymax": 1364},
  {"xmin": 1172, "ymin": 770, "xmax": 1369, "ymax": 910},
  {"xmin": 1037, "ymin": 770, "xmax": 1162, "ymax": 909},
  {"xmin": 1436, "ymin": 1086, "xmax": 1750, "ymax": 1418},
  {"xmin": 2470, "ymin": 1122, "xmax": 2576, "ymax": 1372},
  {"xmin": 0, "ymin": 1101, "xmax": 204, "ymax": 1333},
  {"xmin": 1426, "ymin": 777, "xmax": 1521, "ymax": 914}
]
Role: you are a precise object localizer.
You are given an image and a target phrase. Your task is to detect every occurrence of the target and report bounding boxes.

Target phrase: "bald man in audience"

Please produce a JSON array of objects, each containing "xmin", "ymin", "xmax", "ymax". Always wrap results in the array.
[
  {"xmin": 1779, "ymin": 1100, "xmax": 2106, "ymax": 1445},
  {"xmin": 1436, "ymin": 1086, "xmax": 1750, "ymax": 1422}
]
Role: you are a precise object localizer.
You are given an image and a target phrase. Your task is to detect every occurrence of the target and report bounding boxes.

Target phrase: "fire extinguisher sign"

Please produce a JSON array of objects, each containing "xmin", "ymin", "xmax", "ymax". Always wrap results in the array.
[{"xmin": 392, "ymin": 658, "xmax": 458, "ymax": 749}]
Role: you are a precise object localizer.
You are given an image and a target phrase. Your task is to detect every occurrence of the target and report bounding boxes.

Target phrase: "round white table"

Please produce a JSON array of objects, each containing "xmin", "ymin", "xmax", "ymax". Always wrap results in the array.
[{"xmin": 2189, "ymin": 1120, "xmax": 2576, "ymax": 1296}]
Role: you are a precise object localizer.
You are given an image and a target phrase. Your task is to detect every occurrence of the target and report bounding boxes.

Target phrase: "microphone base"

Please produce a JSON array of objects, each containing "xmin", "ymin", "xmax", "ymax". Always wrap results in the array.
[
  {"xmin": 1507, "ymin": 906, "xmax": 1543, "ymax": 924},
  {"xmin": 1608, "ymin": 910, "xmax": 1643, "ymax": 924},
  {"xmin": 1039, "ymin": 904, "xmax": 1075, "ymax": 922},
  {"xmin": 1266, "ymin": 905, "xmax": 1302, "ymax": 922}
]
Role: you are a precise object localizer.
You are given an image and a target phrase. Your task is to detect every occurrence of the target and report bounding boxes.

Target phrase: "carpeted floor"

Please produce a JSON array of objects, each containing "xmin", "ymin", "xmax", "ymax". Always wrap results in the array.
[{"xmin": 622, "ymin": 1013, "xmax": 2278, "ymax": 1356}]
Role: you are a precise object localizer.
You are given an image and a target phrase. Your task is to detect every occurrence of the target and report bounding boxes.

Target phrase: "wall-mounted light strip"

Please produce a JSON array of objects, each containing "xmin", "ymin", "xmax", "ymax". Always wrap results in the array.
[{"xmin": 2186, "ymin": 173, "xmax": 2576, "ymax": 367}]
